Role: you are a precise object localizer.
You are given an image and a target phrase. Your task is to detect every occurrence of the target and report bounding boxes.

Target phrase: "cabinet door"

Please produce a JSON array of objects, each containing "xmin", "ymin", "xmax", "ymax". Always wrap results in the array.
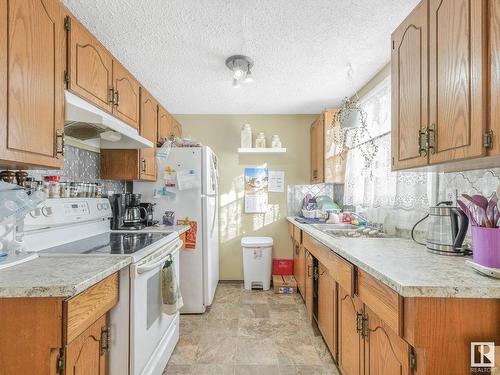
[
  {"xmin": 157, "ymin": 105, "xmax": 171, "ymax": 144},
  {"xmin": 171, "ymin": 119, "xmax": 182, "ymax": 139},
  {"xmin": 318, "ymin": 263, "xmax": 337, "ymax": 359},
  {"xmin": 305, "ymin": 251, "xmax": 314, "ymax": 321},
  {"xmin": 428, "ymin": 0, "xmax": 487, "ymax": 164},
  {"xmin": 68, "ymin": 17, "xmax": 113, "ymax": 112},
  {"xmin": 310, "ymin": 117, "xmax": 324, "ymax": 183},
  {"xmin": 489, "ymin": 0, "xmax": 500, "ymax": 156},
  {"xmin": 139, "ymin": 89, "xmax": 157, "ymax": 181},
  {"xmin": 0, "ymin": 0, "xmax": 64, "ymax": 169},
  {"xmin": 65, "ymin": 314, "xmax": 108, "ymax": 375},
  {"xmin": 112, "ymin": 60, "xmax": 140, "ymax": 130},
  {"xmin": 324, "ymin": 110, "xmax": 346, "ymax": 183},
  {"xmin": 338, "ymin": 286, "xmax": 364, "ymax": 375},
  {"xmin": 391, "ymin": 0, "xmax": 429, "ymax": 170},
  {"xmin": 364, "ymin": 306, "xmax": 411, "ymax": 375}
]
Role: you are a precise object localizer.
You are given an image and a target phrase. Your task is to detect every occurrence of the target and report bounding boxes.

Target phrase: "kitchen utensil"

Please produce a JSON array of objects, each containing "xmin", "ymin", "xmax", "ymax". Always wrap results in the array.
[{"xmin": 411, "ymin": 201, "xmax": 469, "ymax": 255}]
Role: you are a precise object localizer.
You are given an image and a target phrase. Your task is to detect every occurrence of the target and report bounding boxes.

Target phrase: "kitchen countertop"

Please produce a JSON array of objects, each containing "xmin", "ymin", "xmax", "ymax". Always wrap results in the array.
[
  {"xmin": 141, "ymin": 224, "xmax": 191, "ymax": 235},
  {"xmin": 0, "ymin": 255, "xmax": 131, "ymax": 298},
  {"xmin": 288, "ymin": 217, "xmax": 500, "ymax": 298}
]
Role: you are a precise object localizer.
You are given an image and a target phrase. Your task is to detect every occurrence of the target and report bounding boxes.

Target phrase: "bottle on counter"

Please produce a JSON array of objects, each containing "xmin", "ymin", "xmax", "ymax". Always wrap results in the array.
[
  {"xmin": 43, "ymin": 176, "xmax": 60, "ymax": 198},
  {"xmin": 241, "ymin": 124, "xmax": 252, "ymax": 148}
]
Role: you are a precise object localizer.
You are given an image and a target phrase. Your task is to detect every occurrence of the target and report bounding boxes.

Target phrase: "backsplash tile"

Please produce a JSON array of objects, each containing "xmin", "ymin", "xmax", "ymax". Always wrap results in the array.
[
  {"xmin": 29, "ymin": 145, "xmax": 125, "ymax": 194},
  {"xmin": 438, "ymin": 168, "xmax": 500, "ymax": 202},
  {"xmin": 287, "ymin": 183, "xmax": 335, "ymax": 216}
]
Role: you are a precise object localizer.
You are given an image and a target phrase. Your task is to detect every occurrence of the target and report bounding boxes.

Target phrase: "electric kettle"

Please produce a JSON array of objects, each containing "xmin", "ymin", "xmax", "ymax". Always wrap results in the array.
[{"xmin": 411, "ymin": 201, "xmax": 469, "ymax": 255}]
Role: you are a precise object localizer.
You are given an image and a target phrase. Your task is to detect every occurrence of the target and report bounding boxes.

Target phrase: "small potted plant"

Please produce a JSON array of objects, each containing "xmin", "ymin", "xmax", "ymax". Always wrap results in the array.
[{"xmin": 457, "ymin": 193, "xmax": 500, "ymax": 268}]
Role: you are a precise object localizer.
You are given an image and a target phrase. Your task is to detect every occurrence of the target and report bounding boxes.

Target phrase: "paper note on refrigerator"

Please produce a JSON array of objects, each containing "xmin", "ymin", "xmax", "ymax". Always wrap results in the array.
[{"xmin": 268, "ymin": 171, "xmax": 285, "ymax": 193}]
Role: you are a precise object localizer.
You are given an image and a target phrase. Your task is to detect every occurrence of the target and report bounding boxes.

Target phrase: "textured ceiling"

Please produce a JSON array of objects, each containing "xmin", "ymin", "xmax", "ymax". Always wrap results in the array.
[{"xmin": 61, "ymin": 0, "xmax": 419, "ymax": 114}]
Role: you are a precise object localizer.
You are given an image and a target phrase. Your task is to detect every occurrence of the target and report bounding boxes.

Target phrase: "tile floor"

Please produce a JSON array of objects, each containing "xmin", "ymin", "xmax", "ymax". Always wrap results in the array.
[{"xmin": 163, "ymin": 283, "xmax": 341, "ymax": 375}]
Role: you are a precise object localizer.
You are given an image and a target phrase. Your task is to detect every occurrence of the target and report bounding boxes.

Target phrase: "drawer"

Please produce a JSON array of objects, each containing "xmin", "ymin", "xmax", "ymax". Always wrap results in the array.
[
  {"xmin": 293, "ymin": 225, "xmax": 302, "ymax": 244},
  {"xmin": 357, "ymin": 269, "xmax": 402, "ymax": 335},
  {"xmin": 64, "ymin": 272, "xmax": 119, "ymax": 343},
  {"xmin": 303, "ymin": 233, "xmax": 354, "ymax": 295}
]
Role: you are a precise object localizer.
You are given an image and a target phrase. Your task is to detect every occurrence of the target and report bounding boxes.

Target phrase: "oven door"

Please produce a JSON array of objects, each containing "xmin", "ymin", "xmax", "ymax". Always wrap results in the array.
[{"xmin": 130, "ymin": 239, "xmax": 182, "ymax": 375}]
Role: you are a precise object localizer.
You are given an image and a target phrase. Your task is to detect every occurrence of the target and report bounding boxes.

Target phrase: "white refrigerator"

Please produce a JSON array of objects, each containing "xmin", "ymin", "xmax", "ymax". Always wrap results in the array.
[{"xmin": 134, "ymin": 146, "xmax": 219, "ymax": 313}]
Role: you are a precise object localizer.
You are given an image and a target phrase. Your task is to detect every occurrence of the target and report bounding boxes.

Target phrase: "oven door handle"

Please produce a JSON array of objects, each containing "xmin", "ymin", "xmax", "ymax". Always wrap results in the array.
[{"xmin": 136, "ymin": 240, "xmax": 182, "ymax": 274}]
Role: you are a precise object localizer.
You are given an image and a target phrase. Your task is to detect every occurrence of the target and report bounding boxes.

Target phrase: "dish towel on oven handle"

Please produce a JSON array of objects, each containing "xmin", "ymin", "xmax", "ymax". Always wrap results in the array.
[{"xmin": 161, "ymin": 247, "xmax": 183, "ymax": 315}]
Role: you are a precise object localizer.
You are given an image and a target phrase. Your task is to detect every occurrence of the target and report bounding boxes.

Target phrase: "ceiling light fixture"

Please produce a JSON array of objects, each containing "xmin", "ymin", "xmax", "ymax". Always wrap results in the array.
[{"xmin": 226, "ymin": 55, "xmax": 254, "ymax": 87}]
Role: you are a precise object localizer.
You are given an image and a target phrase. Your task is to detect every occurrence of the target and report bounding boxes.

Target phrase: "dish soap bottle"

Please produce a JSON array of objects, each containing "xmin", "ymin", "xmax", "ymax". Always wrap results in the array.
[
  {"xmin": 255, "ymin": 132, "xmax": 266, "ymax": 148},
  {"xmin": 241, "ymin": 124, "xmax": 252, "ymax": 148}
]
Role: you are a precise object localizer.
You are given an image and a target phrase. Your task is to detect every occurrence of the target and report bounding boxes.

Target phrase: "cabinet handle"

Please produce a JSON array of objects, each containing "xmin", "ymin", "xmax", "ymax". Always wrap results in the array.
[
  {"xmin": 109, "ymin": 88, "xmax": 115, "ymax": 105},
  {"xmin": 113, "ymin": 90, "xmax": 120, "ymax": 107},
  {"xmin": 295, "ymin": 243, "xmax": 299, "ymax": 255},
  {"xmin": 356, "ymin": 312, "xmax": 363, "ymax": 334},
  {"xmin": 427, "ymin": 123, "xmax": 436, "ymax": 154},
  {"xmin": 418, "ymin": 127, "xmax": 428, "ymax": 156},
  {"xmin": 361, "ymin": 314, "xmax": 369, "ymax": 339},
  {"xmin": 141, "ymin": 158, "xmax": 146, "ymax": 173},
  {"xmin": 55, "ymin": 129, "xmax": 64, "ymax": 158},
  {"xmin": 100, "ymin": 326, "xmax": 111, "ymax": 354}
]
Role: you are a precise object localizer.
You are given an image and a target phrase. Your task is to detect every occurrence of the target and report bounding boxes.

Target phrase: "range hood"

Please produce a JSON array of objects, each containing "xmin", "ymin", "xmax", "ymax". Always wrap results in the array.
[{"xmin": 64, "ymin": 91, "xmax": 153, "ymax": 149}]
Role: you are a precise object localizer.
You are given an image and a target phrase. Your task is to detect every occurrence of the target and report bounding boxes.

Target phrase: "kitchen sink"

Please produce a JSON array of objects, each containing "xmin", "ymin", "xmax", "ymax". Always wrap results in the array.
[{"xmin": 311, "ymin": 223, "xmax": 391, "ymax": 238}]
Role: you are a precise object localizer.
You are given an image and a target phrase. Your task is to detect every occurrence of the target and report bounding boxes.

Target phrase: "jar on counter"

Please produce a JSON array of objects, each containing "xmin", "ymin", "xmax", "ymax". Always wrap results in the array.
[
  {"xmin": 0, "ymin": 171, "xmax": 16, "ymax": 184},
  {"xmin": 69, "ymin": 182, "xmax": 79, "ymax": 198},
  {"xmin": 255, "ymin": 132, "xmax": 266, "ymax": 148},
  {"xmin": 59, "ymin": 182, "xmax": 71, "ymax": 198},
  {"xmin": 88, "ymin": 183, "xmax": 96, "ymax": 198},
  {"xmin": 95, "ymin": 183, "xmax": 102, "ymax": 198},
  {"xmin": 43, "ymin": 176, "xmax": 60, "ymax": 198}
]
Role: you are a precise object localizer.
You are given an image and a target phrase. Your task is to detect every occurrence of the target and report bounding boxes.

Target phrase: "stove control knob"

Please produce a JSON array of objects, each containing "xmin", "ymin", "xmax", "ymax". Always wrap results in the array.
[
  {"xmin": 41, "ymin": 206, "xmax": 53, "ymax": 217},
  {"xmin": 97, "ymin": 203, "xmax": 102, "ymax": 210}
]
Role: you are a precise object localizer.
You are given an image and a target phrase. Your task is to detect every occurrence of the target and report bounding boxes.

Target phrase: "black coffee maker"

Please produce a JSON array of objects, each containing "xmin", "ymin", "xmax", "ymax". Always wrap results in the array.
[
  {"xmin": 109, "ymin": 193, "xmax": 128, "ymax": 230},
  {"xmin": 139, "ymin": 202, "xmax": 157, "ymax": 227}
]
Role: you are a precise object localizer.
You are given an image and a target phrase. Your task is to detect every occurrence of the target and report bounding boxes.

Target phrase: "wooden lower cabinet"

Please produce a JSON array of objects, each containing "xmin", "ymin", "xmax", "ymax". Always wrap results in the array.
[
  {"xmin": 65, "ymin": 314, "xmax": 108, "ymax": 375},
  {"xmin": 364, "ymin": 306, "xmax": 411, "ymax": 375},
  {"xmin": 338, "ymin": 286, "xmax": 364, "ymax": 375},
  {"xmin": 0, "ymin": 273, "xmax": 118, "ymax": 375},
  {"xmin": 317, "ymin": 262, "xmax": 337, "ymax": 359},
  {"xmin": 305, "ymin": 250, "xmax": 314, "ymax": 321},
  {"xmin": 295, "ymin": 243, "xmax": 306, "ymax": 299}
]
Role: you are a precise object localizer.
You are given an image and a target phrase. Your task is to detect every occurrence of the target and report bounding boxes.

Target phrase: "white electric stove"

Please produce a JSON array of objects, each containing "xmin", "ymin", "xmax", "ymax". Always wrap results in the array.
[{"xmin": 20, "ymin": 198, "xmax": 182, "ymax": 375}]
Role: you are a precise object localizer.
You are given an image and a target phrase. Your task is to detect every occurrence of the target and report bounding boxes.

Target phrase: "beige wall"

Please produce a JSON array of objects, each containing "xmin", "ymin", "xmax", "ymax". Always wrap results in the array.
[{"xmin": 174, "ymin": 114, "xmax": 317, "ymax": 280}]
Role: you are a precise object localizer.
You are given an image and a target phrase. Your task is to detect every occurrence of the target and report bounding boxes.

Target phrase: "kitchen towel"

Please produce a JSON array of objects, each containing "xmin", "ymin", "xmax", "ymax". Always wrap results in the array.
[{"xmin": 161, "ymin": 255, "xmax": 183, "ymax": 315}]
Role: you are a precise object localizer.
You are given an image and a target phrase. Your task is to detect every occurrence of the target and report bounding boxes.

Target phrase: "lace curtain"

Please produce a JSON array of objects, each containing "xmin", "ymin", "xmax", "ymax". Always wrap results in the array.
[{"xmin": 343, "ymin": 76, "xmax": 435, "ymax": 229}]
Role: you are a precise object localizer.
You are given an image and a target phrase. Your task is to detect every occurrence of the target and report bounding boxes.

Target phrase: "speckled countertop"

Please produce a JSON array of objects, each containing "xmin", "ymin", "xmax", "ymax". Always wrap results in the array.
[
  {"xmin": 288, "ymin": 217, "xmax": 500, "ymax": 298},
  {"xmin": 0, "ymin": 255, "xmax": 131, "ymax": 298}
]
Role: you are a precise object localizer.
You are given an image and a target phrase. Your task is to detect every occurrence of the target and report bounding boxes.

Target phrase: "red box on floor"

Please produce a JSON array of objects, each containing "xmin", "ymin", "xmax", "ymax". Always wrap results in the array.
[{"xmin": 272, "ymin": 259, "xmax": 293, "ymax": 275}]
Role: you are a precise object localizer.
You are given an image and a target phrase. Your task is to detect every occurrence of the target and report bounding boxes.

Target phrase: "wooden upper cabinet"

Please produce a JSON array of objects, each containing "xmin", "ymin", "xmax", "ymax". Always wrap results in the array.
[
  {"xmin": 139, "ymin": 88, "xmax": 158, "ymax": 181},
  {"xmin": 324, "ymin": 109, "xmax": 346, "ymax": 183},
  {"xmin": 170, "ymin": 119, "xmax": 182, "ymax": 139},
  {"xmin": 67, "ymin": 16, "xmax": 113, "ymax": 113},
  {"xmin": 428, "ymin": 0, "xmax": 487, "ymax": 164},
  {"xmin": 364, "ymin": 306, "xmax": 411, "ymax": 375},
  {"xmin": 391, "ymin": 0, "xmax": 429, "ymax": 170},
  {"xmin": 310, "ymin": 117, "xmax": 324, "ymax": 183},
  {"xmin": 112, "ymin": 60, "xmax": 140, "ymax": 130},
  {"xmin": 489, "ymin": 0, "xmax": 500, "ymax": 156},
  {"xmin": 0, "ymin": 0, "xmax": 64, "ymax": 169},
  {"xmin": 158, "ymin": 105, "xmax": 172, "ymax": 144}
]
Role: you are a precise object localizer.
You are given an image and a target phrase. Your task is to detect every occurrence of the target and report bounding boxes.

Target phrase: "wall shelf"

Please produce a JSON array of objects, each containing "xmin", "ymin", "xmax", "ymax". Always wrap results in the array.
[{"xmin": 237, "ymin": 148, "xmax": 287, "ymax": 154}]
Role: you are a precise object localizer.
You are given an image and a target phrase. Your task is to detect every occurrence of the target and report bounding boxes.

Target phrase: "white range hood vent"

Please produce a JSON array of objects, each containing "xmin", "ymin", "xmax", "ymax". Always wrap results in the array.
[{"xmin": 64, "ymin": 91, "xmax": 153, "ymax": 150}]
